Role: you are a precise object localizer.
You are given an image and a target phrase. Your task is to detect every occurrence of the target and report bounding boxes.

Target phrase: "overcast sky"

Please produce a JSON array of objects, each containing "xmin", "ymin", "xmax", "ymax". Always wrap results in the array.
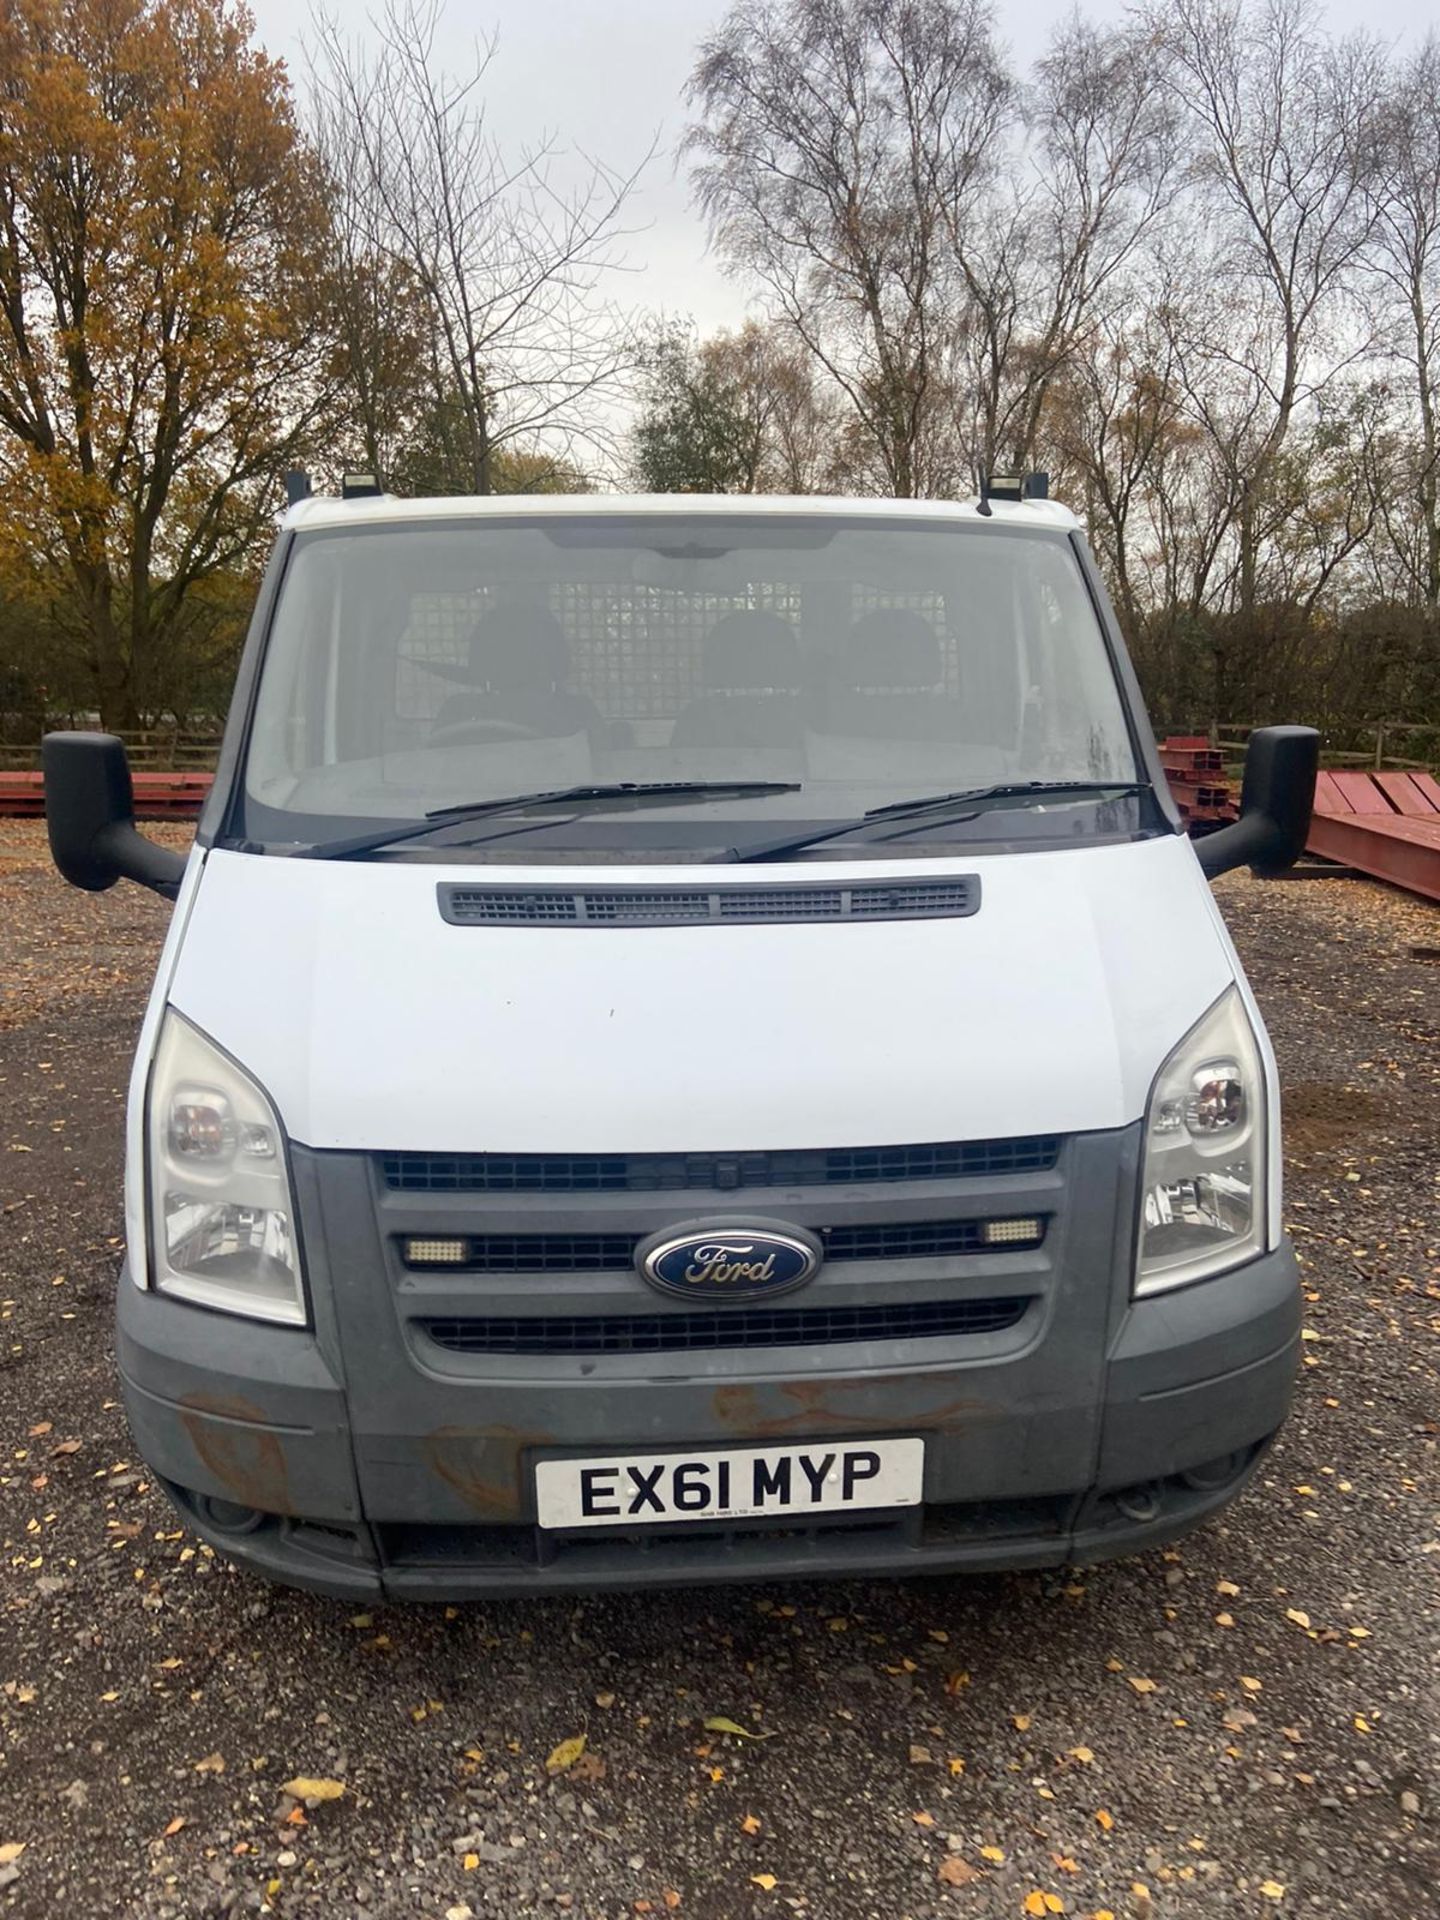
[{"xmin": 251, "ymin": 0, "xmax": 1430, "ymax": 338}]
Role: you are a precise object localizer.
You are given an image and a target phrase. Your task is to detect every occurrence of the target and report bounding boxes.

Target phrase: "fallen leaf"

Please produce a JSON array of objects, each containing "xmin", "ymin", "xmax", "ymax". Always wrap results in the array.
[
  {"xmin": 162, "ymin": 1819, "xmax": 186, "ymax": 1839},
  {"xmin": 26, "ymin": 1423, "xmax": 51, "ymax": 1437},
  {"xmin": 741, "ymin": 1813, "xmax": 762, "ymax": 1835},
  {"xmin": 545, "ymin": 1734, "xmax": 587, "ymax": 1775},
  {"xmin": 1285, "ymin": 1609, "xmax": 1311, "ymax": 1629},
  {"xmin": 664, "ymin": 1893, "xmax": 682, "ymax": 1911},
  {"xmin": 750, "ymin": 1873, "xmax": 778, "ymax": 1891},
  {"xmin": 979, "ymin": 1845, "xmax": 1006, "ymax": 1864},
  {"xmin": 0, "ymin": 1844, "xmax": 25, "ymax": 1864},
  {"xmin": 1239, "ymin": 1676, "xmax": 1263, "ymax": 1694},
  {"xmin": 1013, "ymin": 1713, "xmax": 1032, "ymax": 1731},
  {"xmin": 280, "ymin": 1777, "xmax": 345, "ymax": 1804},
  {"xmin": 1095, "ymin": 1808, "xmax": 1114, "ymax": 1831},
  {"xmin": 938, "ymin": 1856, "xmax": 979, "ymax": 1886},
  {"xmin": 913, "ymin": 1810, "xmax": 936, "ymax": 1827},
  {"xmin": 1259, "ymin": 1882, "xmax": 1285, "ymax": 1902},
  {"xmin": 50, "ymin": 1439, "xmax": 81, "ymax": 1456},
  {"xmin": 1053, "ymin": 1854, "xmax": 1080, "ymax": 1873},
  {"xmin": 595, "ymin": 1691, "xmax": 616, "ymax": 1709},
  {"xmin": 1216, "ymin": 1580, "xmax": 1240, "ymax": 1597},
  {"xmin": 703, "ymin": 1716, "xmax": 775, "ymax": 1741},
  {"xmin": 1069, "ymin": 1746, "xmax": 1095, "ymax": 1764},
  {"xmin": 463, "ymin": 1853, "xmax": 479, "ymax": 1871},
  {"xmin": 1023, "ymin": 1893, "xmax": 1066, "ymax": 1916},
  {"xmin": 947, "ymin": 1756, "xmax": 966, "ymax": 1776},
  {"xmin": 193, "ymin": 1753, "xmax": 225, "ymax": 1775},
  {"xmin": 1128, "ymin": 1676, "xmax": 1157, "ymax": 1694}
]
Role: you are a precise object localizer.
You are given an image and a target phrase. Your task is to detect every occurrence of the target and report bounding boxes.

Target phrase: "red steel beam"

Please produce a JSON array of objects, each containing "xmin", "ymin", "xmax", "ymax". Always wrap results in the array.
[{"xmin": 1307, "ymin": 807, "xmax": 1440, "ymax": 904}]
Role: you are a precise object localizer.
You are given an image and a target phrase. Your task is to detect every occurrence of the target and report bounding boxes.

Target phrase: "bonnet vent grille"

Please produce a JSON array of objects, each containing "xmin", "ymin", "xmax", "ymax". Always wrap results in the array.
[{"xmin": 438, "ymin": 877, "xmax": 979, "ymax": 928}]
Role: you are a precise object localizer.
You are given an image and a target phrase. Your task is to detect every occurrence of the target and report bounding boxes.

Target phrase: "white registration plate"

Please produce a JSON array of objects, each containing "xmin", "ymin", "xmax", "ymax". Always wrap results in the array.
[{"xmin": 535, "ymin": 1438, "xmax": 924, "ymax": 1530}]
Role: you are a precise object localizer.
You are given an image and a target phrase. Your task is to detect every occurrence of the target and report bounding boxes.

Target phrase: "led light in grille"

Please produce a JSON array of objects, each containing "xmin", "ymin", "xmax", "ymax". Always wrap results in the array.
[
  {"xmin": 405, "ymin": 1237, "xmax": 469, "ymax": 1266},
  {"xmin": 982, "ymin": 1216, "xmax": 1043, "ymax": 1247}
]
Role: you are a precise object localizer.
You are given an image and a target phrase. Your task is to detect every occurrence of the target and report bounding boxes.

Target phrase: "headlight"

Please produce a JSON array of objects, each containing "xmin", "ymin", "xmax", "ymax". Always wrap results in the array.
[
  {"xmin": 1136, "ymin": 986, "xmax": 1266, "ymax": 1295},
  {"xmin": 146, "ymin": 1011, "xmax": 306, "ymax": 1324}
]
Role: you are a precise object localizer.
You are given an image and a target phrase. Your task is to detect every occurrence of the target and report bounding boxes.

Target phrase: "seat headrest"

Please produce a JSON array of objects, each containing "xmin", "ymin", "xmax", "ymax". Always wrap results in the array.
[
  {"xmin": 702, "ymin": 611, "xmax": 802, "ymax": 693},
  {"xmin": 844, "ymin": 609, "xmax": 941, "ymax": 691},
  {"xmin": 469, "ymin": 605, "xmax": 568, "ymax": 691}
]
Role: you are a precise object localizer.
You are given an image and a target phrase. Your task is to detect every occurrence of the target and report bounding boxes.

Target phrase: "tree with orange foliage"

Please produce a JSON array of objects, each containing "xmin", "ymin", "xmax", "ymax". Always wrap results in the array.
[{"xmin": 0, "ymin": 0, "xmax": 330, "ymax": 728}]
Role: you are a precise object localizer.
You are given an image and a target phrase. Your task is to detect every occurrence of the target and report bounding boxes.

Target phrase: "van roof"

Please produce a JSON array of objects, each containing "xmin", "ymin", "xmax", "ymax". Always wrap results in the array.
[{"xmin": 282, "ymin": 491, "xmax": 1082, "ymax": 535}]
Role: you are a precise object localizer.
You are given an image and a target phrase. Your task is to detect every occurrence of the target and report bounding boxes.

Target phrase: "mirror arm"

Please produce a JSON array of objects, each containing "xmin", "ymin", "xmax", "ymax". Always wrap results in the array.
[
  {"xmin": 98, "ymin": 820, "xmax": 186, "ymax": 900},
  {"xmin": 1195, "ymin": 814, "xmax": 1273, "ymax": 878}
]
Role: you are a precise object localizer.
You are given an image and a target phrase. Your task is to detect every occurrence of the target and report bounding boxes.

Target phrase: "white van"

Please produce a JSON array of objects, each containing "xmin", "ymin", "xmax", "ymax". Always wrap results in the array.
[{"xmin": 43, "ymin": 486, "xmax": 1317, "ymax": 1599}]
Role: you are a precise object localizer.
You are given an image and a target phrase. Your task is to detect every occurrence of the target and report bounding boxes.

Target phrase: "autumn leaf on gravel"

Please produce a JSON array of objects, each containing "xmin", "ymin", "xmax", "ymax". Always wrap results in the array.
[
  {"xmin": 937, "ymin": 1857, "xmax": 979, "ymax": 1885},
  {"xmin": 1068, "ymin": 1746, "xmax": 1094, "ymax": 1764},
  {"xmin": 1285, "ymin": 1609, "xmax": 1311, "ymax": 1629},
  {"xmin": 979, "ymin": 1846, "xmax": 1005, "ymax": 1864},
  {"xmin": 1094, "ymin": 1809, "xmax": 1114, "ymax": 1831},
  {"xmin": 545, "ymin": 1734, "xmax": 587, "ymax": 1775},
  {"xmin": 162, "ymin": 1817, "xmax": 186, "ymax": 1838},
  {"xmin": 913, "ymin": 1811, "xmax": 936, "ymax": 1827},
  {"xmin": 703, "ymin": 1716, "xmax": 775, "ymax": 1741},
  {"xmin": 280, "ymin": 1777, "xmax": 345, "ymax": 1805},
  {"xmin": 750, "ymin": 1873, "xmax": 778, "ymax": 1891},
  {"xmin": 740, "ymin": 1814, "xmax": 762, "ymax": 1835},
  {"xmin": 193, "ymin": 1753, "xmax": 225, "ymax": 1775},
  {"xmin": 1259, "ymin": 1882, "xmax": 1286, "ymax": 1902},
  {"xmin": 0, "ymin": 1845, "xmax": 24, "ymax": 1865},
  {"xmin": 1128, "ymin": 1676, "xmax": 1158, "ymax": 1694},
  {"xmin": 1023, "ymin": 1892, "xmax": 1066, "ymax": 1915},
  {"xmin": 26, "ymin": 1423, "xmax": 51, "ymax": 1437}
]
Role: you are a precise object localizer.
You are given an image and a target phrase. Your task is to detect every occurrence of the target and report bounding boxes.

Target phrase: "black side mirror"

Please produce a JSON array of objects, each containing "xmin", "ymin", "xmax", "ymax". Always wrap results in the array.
[
  {"xmin": 1195, "ymin": 725, "xmax": 1320, "ymax": 879},
  {"xmin": 42, "ymin": 732, "xmax": 188, "ymax": 900}
]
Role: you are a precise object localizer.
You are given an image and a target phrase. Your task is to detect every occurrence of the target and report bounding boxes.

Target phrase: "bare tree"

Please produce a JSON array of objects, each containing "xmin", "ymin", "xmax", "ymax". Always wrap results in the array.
[
  {"xmin": 308, "ymin": 0, "xmax": 651, "ymax": 493},
  {"xmin": 687, "ymin": 0, "xmax": 1010, "ymax": 498},
  {"xmin": 947, "ymin": 14, "xmax": 1182, "ymax": 481},
  {"xmin": 1362, "ymin": 34, "xmax": 1440, "ymax": 609},
  {"xmin": 1147, "ymin": 0, "xmax": 1382, "ymax": 618}
]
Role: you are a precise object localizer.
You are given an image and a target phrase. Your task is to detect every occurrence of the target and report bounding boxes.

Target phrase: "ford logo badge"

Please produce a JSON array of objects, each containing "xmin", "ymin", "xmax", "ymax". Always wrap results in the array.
[{"xmin": 637, "ymin": 1219, "xmax": 822, "ymax": 1302}]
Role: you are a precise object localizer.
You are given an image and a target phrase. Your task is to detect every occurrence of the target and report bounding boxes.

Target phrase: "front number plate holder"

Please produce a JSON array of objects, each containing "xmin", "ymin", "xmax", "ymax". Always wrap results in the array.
[{"xmin": 534, "ymin": 1438, "xmax": 925, "ymax": 1530}]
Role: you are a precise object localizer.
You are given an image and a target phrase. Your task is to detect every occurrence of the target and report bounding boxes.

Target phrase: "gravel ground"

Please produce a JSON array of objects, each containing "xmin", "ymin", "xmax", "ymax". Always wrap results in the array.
[{"xmin": 0, "ymin": 824, "xmax": 1436, "ymax": 1920}]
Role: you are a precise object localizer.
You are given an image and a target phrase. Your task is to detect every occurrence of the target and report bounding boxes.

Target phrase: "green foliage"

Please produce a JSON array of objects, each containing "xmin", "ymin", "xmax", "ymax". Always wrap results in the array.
[{"xmin": 632, "ymin": 333, "xmax": 764, "ymax": 494}]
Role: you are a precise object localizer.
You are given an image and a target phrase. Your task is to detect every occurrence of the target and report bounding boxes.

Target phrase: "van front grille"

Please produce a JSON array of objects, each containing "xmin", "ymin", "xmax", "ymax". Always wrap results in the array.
[
  {"xmin": 420, "ymin": 1296, "xmax": 1031, "ymax": 1355},
  {"xmin": 400, "ymin": 1216, "xmax": 1046, "ymax": 1274},
  {"xmin": 380, "ymin": 1135, "xmax": 1061, "ymax": 1194}
]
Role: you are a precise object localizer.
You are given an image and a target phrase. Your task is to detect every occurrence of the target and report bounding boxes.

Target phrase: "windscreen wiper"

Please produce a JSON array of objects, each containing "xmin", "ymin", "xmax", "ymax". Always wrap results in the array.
[
  {"xmin": 292, "ymin": 782, "xmax": 802, "ymax": 861},
  {"xmin": 720, "ymin": 781, "xmax": 1149, "ymax": 864}
]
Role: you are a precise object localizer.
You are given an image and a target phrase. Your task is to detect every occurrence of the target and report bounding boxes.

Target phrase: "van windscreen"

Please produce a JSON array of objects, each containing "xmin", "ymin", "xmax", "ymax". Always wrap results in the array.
[{"xmin": 238, "ymin": 514, "xmax": 1143, "ymax": 857}]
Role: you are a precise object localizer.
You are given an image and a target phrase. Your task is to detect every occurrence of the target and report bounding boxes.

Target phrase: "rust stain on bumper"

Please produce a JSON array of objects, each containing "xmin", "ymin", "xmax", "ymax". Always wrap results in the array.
[
  {"xmin": 422, "ymin": 1424, "xmax": 556, "ymax": 1519},
  {"xmin": 178, "ymin": 1393, "xmax": 294, "ymax": 1515},
  {"xmin": 712, "ymin": 1377, "xmax": 987, "ymax": 1439}
]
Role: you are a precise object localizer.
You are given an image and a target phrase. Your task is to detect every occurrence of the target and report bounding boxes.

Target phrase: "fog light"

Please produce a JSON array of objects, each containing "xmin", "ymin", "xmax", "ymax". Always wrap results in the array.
[
  {"xmin": 983, "ymin": 1217, "xmax": 1043, "ymax": 1246},
  {"xmin": 195, "ymin": 1493, "xmax": 266, "ymax": 1535},
  {"xmin": 405, "ymin": 1237, "xmax": 468, "ymax": 1266}
]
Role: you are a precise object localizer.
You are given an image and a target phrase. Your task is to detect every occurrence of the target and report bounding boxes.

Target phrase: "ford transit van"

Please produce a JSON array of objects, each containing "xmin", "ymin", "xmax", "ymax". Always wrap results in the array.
[{"xmin": 42, "ymin": 487, "xmax": 1318, "ymax": 1599}]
